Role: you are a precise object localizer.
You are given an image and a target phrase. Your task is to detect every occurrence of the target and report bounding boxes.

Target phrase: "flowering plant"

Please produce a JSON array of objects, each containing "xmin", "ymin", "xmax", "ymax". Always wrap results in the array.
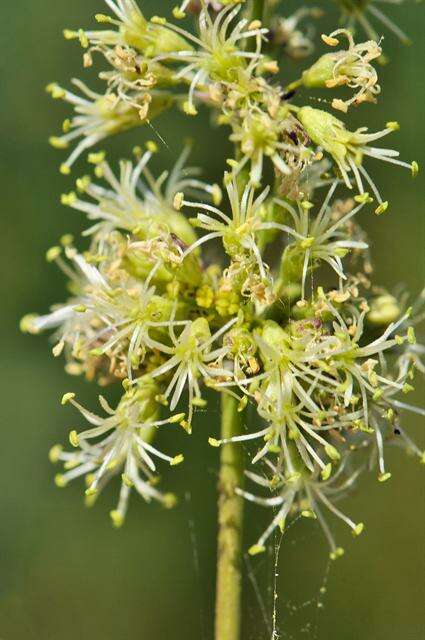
[{"xmin": 22, "ymin": 1, "xmax": 423, "ymax": 638}]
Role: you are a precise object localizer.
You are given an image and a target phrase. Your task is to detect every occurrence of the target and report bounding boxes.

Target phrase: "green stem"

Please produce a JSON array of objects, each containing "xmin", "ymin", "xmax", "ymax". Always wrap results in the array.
[
  {"xmin": 251, "ymin": 0, "xmax": 265, "ymax": 22},
  {"xmin": 214, "ymin": 394, "xmax": 245, "ymax": 640}
]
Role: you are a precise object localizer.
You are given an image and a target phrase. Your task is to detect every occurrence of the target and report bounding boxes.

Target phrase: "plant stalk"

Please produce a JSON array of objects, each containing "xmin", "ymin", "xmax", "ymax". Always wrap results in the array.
[
  {"xmin": 215, "ymin": 2, "xmax": 264, "ymax": 637},
  {"xmin": 214, "ymin": 394, "xmax": 245, "ymax": 640},
  {"xmin": 251, "ymin": 0, "xmax": 266, "ymax": 22}
]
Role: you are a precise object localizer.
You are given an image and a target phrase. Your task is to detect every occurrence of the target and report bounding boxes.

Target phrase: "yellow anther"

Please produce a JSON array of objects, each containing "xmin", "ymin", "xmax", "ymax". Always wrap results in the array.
[
  {"xmin": 208, "ymin": 438, "xmax": 221, "ymax": 448},
  {"xmin": 46, "ymin": 83, "xmax": 66, "ymax": 99},
  {"xmin": 268, "ymin": 444, "xmax": 281, "ymax": 454},
  {"xmin": 61, "ymin": 392, "xmax": 75, "ymax": 405},
  {"xmin": 248, "ymin": 544, "xmax": 266, "ymax": 556},
  {"xmin": 375, "ymin": 201, "xmax": 388, "ymax": 215},
  {"xmin": 352, "ymin": 522, "xmax": 364, "ymax": 537},
  {"xmin": 69, "ymin": 430, "xmax": 79, "ymax": 448},
  {"xmin": 163, "ymin": 493, "xmax": 178, "ymax": 509},
  {"xmin": 173, "ymin": 192, "xmax": 184, "ymax": 210},
  {"xmin": 301, "ymin": 200, "xmax": 314, "ymax": 211},
  {"xmin": 325, "ymin": 444, "xmax": 340, "ymax": 462},
  {"xmin": 330, "ymin": 547, "xmax": 345, "ymax": 560},
  {"xmin": 180, "ymin": 419, "xmax": 191, "ymax": 434},
  {"xmin": 372, "ymin": 388, "xmax": 383, "ymax": 401},
  {"xmin": 212, "ymin": 183, "xmax": 222, "ymax": 206},
  {"xmin": 196, "ymin": 285, "xmax": 214, "ymax": 309},
  {"xmin": 238, "ymin": 396, "xmax": 248, "ymax": 413},
  {"xmin": 286, "ymin": 472, "xmax": 301, "ymax": 484},
  {"xmin": 61, "ymin": 191, "xmax": 77, "ymax": 206},
  {"xmin": 60, "ymin": 234, "xmax": 74, "ymax": 246},
  {"xmin": 170, "ymin": 454, "xmax": 184, "ymax": 466},
  {"xmin": 321, "ymin": 34, "xmax": 339, "ymax": 46},
  {"xmin": 301, "ymin": 509, "xmax": 317, "ymax": 519},
  {"xmin": 404, "ymin": 327, "xmax": 415, "ymax": 346},
  {"xmin": 110, "ymin": 510, "xmax": 124, "ymax": 528},
  {"xmin": 46, "ymin": 246, "xmax": 62, "ymax": 262},
  {"xmin": 20, "ymin": 314, "xmax": 37, "ymax": 333},
  {"xmin": 60, "ymin": 163, "xmax": 71, "ymax": 175},
  {"xmin": 183, "ymin": 101, "xmax": 198, "ymax": 116},
  {"xmin": 49, "ymin": 445, "xmax": 63, "ymax": 463},
  {"xmin": 248, "ymin": 20, "xmax": 262, "ymax": 30},
  {"xmin": 49, "ymin": 136, "xmax": 69, "ymax": 149},
  {"xmin": 168, "ymin": 413, "xmax": 186, "ymax": 424},
  {"xmin": 63, "ymin": 29, "xmax": 78, "ymax": 40},
  {"xmin": 88, "ymin": 151, "xmax": 106, "ymax": 165},
  {"xmin": 172, "ymin": 7, "xmax": 186, "ymax": 19},
  {"xmin": 95, "ymin": 13, "xmax": 113, "ymax": 23},
  {"xmin": 354, "ymin": 192, "xmax": 372, "ymax": 204},
  {"xmin": 76, "ymin": 176, "xmax": 91, "ymax": 192},
  {"xmin": 55, "ymin": 474, "xmax": 68, "ymax": 488},
  {"xmin": 332, "ymin": 99, "xmax": 348, "ymax": 113},
  {"xmin": 151, "ymin": 16, "xmax": 167, "ymax": 25},
  {"xmin": 263, "ymin": 60, "xmax": 279, "ymax": 74},
  {"xmin": 192, "ymin": 397, "xmax": 207, "ymax": 408},
  {"xmin": 321, "ymin": 463, "xmax": 332, "ymax": 481},
  {"xmin": 378, "ymin": 472, "xmax": 392, "ymax": 482},
  {"xmin": 52, "ymin": 341, "xmax": 65, "ymax": 358},
  {"xmin": 78, "ymin": 29, "xmax": 89, "ymax": 49}
]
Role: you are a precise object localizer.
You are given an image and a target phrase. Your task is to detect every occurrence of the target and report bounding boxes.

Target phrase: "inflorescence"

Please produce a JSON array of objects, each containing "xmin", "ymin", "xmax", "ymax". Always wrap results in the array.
[{"xmin": 23, "ymin": 0, "xmax": 423, "ymax": 558}]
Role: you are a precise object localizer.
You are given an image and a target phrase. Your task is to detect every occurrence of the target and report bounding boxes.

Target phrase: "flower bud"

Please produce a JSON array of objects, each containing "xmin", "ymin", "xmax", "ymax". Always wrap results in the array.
[{"xmin": 302, "ymin": 53, "xmax": 336, "ymax": 88}]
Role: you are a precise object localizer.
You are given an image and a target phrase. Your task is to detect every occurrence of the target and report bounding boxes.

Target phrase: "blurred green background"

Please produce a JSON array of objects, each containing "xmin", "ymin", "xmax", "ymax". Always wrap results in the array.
[{"xmin": 0, "ymin": 1, "xmax": 424, "ymax": 639}]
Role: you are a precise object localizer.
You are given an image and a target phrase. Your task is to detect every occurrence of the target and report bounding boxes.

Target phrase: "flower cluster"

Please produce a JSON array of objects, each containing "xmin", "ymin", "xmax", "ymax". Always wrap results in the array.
[{"xmin": 25, "ymin": 0, "xmax": 423, "ymax": 558}]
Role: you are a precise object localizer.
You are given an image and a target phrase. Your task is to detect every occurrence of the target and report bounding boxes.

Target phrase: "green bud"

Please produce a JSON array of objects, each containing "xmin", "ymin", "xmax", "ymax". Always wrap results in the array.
[
  {"xmin": 298, "ymin": 106, "xmax": 349, "ymax": 167},
  {"xmin": 302, "ymin": 54, "xmax": 336, "ymax": 88}
]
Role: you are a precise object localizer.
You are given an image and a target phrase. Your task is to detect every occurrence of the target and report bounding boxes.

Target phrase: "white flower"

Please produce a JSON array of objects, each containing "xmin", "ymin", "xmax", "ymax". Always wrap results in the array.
[
  {"xmin": 61, "ymin": 144, "xmax": 219, "ymax": 247},
  {"xmin": 316, "ymin": 294, "xmax": 414, "ymax": 433},
  {"xmin": 152, "ymin": 4, "xmax": 267, "ymax": 116},
  {"xmin": 178, "ymin": 176, "xmax": 271, "ymax": 268},
  {"xmin": 22, "ymin": 248, "xmax": 184, "ymax": 380},
  {"xmin": 212, "ymin": 319, "xmax": 350, "ymax": 475},
  {"xmin": 73, "ymin": 0, "xmax": 190, "ymax": 55},
  {"xmin": 297, "ymin": 107, "xmax": 418, "ymax": 206},
  {"xmin": 149, "ymin": 317, "xmax": 236, "ymax": 429},
  {"xmin": 228, "ymin": 108, "xmax": 315, "ymax": 186},
  {"xmin": 47, "ymin": 79, "xmax": 143, "ymax": 174},
  {"xmin": 238, "ymin": 453, "xmax": 364, "ymax": 557},
  {"xmin": 272, "ymin": 180, "xmax": 369, "ymax": 298},
  {"xmin": 52, "ymin": 382, "xmax": 185, "ymax": 526},
  {"xmin": 302, "ymin": 29, "xmax": 381, "ymax": 113}
]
